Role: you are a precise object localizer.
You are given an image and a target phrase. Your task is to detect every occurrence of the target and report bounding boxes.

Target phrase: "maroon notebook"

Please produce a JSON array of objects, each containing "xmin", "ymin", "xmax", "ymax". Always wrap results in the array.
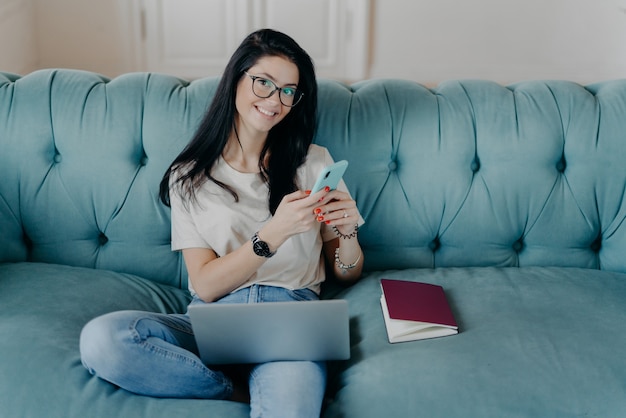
[{"xmin": 380, "ymin": 279, "xmax": 458, "ymax": 343}]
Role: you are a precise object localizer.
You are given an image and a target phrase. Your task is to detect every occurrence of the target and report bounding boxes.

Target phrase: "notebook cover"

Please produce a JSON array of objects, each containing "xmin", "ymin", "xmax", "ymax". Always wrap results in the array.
[{"xmin": 380, "ymin": 279, "xmax": 457, "ymax": 327}]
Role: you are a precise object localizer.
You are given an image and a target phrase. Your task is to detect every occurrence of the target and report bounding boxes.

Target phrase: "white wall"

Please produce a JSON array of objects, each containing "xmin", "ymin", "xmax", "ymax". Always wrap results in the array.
[
  {"xmin": 1, "ymin": 0, "xmax": 625, "ymax": 85},
  {"xmin": 33, "ymin": 0, "xmax": 128, "ymax": 76},
  {"xmin": 370, "ymin": 0, "xmax": 626, "ymax": 85},
  {"xmin": 0, "ymin": 0, "xmax": 38, "ymax": 74}
]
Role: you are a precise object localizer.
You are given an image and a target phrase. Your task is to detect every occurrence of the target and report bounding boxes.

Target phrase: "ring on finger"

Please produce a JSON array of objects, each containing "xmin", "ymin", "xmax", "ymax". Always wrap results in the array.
[{"xmin": 343, "ymin": 211, "xmax": 348, "ymax": 218}]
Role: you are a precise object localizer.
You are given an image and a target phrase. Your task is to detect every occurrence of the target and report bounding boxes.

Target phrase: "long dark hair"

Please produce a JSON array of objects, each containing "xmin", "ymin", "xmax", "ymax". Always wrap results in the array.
[{"xmin": 159, "ymin": 29, "xmax": 317, "ymax": 215}]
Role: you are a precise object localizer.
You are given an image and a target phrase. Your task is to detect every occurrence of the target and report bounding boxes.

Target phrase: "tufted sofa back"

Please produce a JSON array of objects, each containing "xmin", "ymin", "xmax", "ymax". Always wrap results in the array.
[
  {"xmin": 2, "ymin": 70, "xmax": 626, "ymax": 288},
  {"xmin": 0, "ymin": 70, "xmax": 211, "ymax": 287},
  {"xmin": 315, "ymin": 78, "xmax": 626, "ymax": 273}
]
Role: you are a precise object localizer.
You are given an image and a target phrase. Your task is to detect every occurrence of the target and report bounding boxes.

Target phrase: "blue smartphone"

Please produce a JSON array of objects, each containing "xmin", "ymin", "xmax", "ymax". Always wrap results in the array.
[{"xmin": 311, "ymin": 160, "xmax": 349, "ymax": 193}]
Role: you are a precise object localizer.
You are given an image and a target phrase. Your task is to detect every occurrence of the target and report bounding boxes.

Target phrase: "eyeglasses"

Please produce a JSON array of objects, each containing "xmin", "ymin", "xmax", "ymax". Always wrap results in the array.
[{"xmin": 244, "ymin": 72, "xmax": 304, "ymax": 107}]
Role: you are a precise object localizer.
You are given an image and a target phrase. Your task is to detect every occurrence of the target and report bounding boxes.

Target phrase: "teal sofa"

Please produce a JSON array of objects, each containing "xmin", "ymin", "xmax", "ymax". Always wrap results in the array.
[{"xmin": 2, "ymin": 69, "xmax": 626, "ymax": 417}]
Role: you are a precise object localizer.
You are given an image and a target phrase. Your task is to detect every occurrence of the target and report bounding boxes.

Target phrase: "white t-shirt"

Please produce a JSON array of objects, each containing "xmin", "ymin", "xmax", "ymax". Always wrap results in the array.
[{"xmin": 170, "ymin": 144, "xmax": 362, "ymax": 296}]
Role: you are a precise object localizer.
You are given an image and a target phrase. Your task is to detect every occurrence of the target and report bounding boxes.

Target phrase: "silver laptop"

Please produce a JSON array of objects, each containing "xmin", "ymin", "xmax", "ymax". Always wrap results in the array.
[{"xmin": 188, "ymin": 299, "xmax": 350, "ymax": 365}]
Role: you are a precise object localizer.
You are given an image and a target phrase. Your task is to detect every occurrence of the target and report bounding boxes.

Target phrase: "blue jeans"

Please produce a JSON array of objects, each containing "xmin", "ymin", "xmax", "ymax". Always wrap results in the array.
[{"xmin": 80, "ymin": 285, "xmax": 327, "ymax": 418}]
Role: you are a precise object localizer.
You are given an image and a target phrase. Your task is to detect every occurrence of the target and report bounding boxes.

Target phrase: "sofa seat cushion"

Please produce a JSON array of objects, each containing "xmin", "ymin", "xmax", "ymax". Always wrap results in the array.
[
  {"xmin": 4, "ymin": 262, "xmax": 625, "ymax": 417},
  {"xmin": 323, "ymin": 267, "xmax": 626, "ymax": 418},
  {"xmin": 0, "ymin": 262, "xmax": 249, "ymax": 418}
]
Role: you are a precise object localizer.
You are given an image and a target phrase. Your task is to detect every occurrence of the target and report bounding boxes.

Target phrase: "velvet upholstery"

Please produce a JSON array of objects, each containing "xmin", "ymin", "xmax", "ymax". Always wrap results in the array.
[{"xmin": 2, "ymin": 69, "xmax": 626, "ymax": 417}]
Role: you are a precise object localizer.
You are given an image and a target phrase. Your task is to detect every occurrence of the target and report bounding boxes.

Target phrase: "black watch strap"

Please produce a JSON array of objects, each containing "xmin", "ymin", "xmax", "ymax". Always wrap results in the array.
[{"xmin": 251, "ymin": 232, "xmax": 276, "ymax": 258}]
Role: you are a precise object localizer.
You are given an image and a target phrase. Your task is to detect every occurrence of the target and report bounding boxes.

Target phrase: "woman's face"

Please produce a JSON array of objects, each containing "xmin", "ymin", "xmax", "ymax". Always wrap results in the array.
[{"xmin": 235, "ymin": 55, "xmax": 300, "ymax": 136}]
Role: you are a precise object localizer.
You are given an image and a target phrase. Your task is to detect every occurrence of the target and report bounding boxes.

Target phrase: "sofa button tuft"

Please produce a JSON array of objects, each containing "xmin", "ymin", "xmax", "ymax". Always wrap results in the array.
[
  {"xmin": 556, "ymin": 157, "xmax": 566, "ymax": 173},
  {"xmin": 470, "ymin": 158, "xmax": 480, "ymax": 173},
  {"xmin": 54, "ymin": 153, "xmax": 62, "ymax": 164},
  {"xmin": 98, "ymin": 233, "xmax": 109, "ymax": 246},
  {"xmin": 428, "ymin": 237, "xmax": 440, "ymax": 252},
  {"xmin": 590, "ymin": 235, "xmax": 602, "ymax": 252},
  {"xmin": 140, "ymin": 156, "xmax": 148, "ymax": 166},
  {"xmin": 388, "ymin": 161, "xmax": 398, "ymax": 172},
  {"xmin": 512, "ymin": 239, "xmax": 524, "ymax": 252}
]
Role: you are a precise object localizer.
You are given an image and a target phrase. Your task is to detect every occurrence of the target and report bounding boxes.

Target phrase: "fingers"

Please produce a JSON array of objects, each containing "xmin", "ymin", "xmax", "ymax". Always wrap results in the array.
[
  {"xmin": 279, "ymin": 188, "xmax": 358, "ymax": 229},
  {"xmin": 283, "ymin": 189, "xmax": 314, "ymax": 203},
  {"xmin": 317, "ymin": 208, "xmax": 357, "ymax": 226},
  {"xmin": 284, "ymin": 187, "xmax": 329, "ymax": 204},
  {"xmin": 273, "ymin": 188, "xmax": 330, "ymax": 233},
  {"xmin": 312, "ymin": 191, "xmax": 360, "ymax": 226}
]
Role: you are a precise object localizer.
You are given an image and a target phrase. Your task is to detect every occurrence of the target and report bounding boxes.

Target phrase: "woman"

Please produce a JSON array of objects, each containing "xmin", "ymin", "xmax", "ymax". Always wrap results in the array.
[{"xmin": 80, "ymin": 29, "xmax": 364, "ymax": 418}]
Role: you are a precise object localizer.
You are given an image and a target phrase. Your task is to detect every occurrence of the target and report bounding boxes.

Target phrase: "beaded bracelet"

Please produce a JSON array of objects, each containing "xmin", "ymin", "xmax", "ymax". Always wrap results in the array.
[
  {"xmin": 332, "ymin": 224, "xmax": 359, "ymax": 239},
  {"xmin": 334, "ymin": 247, "xmax": 362, "ymax": 274}
]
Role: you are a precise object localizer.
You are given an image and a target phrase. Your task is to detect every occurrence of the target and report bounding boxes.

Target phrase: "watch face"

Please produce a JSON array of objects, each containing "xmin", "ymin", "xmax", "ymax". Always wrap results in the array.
[
  {"xmin": 252, "ymin": 232, "xmax": 275, "ymax": 258},
  {"xmin": 253, "ymin": 240, "xmax": 272, "ymax": 257}
]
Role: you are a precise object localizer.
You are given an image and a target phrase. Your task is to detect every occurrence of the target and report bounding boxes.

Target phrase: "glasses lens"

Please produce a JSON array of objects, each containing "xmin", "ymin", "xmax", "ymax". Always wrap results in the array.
[
  {"xmin": 251, "ymin": 78, "xmax": 275, "ymax": 98},
  {"xmin": 279, "ymin": 88, "xmax": 303, "ymax": 107}
]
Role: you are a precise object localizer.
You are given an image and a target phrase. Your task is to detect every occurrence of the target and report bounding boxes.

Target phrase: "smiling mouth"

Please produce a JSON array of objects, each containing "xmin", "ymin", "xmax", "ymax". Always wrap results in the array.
[{"xmin": 256, "ymin": 106, "xmax": 277, "ymax": 117}]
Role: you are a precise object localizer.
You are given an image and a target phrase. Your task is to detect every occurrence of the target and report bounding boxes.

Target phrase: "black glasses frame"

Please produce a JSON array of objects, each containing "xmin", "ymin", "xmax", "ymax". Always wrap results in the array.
[{"xmin": 244, "ymin": 72, "xmax": 304, "ymax": 107}]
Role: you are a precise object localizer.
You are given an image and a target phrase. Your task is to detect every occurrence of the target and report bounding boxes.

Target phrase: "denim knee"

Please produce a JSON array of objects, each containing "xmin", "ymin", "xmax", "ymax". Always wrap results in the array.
[
  {"xmin": 79, "ymin": 310, "xmax": 233, "ymax": 399},
  {"xmin": 249, "ymin": 360, "xmax": 327, "ymax": 418},
  {"xmin": 79, "ymin": 311, "xmax": 130, "ymax": 379}
]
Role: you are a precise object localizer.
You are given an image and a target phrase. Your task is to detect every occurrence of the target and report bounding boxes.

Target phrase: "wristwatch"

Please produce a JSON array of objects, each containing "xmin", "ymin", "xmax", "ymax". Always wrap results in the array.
[{"xmin": 251, "ymin": 232, "xmax": 276, "ymax": 258}]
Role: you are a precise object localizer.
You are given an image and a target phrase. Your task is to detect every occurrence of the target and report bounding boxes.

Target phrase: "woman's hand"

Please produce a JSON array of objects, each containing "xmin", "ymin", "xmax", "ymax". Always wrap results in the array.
[
  {"xmin": 313, "ymin": 189, "xmax": 360, "ymax": 235},
  {"xmin": 259, "ymin": 187, "xmax": 365, "ymax": 284},
  {"xmin": 259, "ymin": 187, "xmax": 331, "ymax": 250},
  {"xmin": 316, "ymin": 189, "xmax": 364, "ymax": 282}
]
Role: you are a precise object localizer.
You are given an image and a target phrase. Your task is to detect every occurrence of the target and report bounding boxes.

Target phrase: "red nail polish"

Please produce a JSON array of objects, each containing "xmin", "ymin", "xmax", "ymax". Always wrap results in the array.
[
  {"xmin": 324, "ymin": 186, "xmax": 331, "ymax": 192},
  {"xmin": 305, "ymin": 190, "xmax": 311, "ymax": 195},
  {"xmin": 325, "ymin": 220, "xmax": 331, "ymax": 225},
  {"xmin": 317, "ymin": 216, "xmax": 324, "ymax": 222},
  {"xmin": 314, "ymin": 208, "xmax": 322, "ymax": 214}
]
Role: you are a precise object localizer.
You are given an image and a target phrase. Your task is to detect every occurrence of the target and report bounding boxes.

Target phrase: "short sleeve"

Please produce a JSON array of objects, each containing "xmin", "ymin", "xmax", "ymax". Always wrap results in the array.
[{"xmin": 169, "ymin": 179, "xmax": 212, "ymax": 251}]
